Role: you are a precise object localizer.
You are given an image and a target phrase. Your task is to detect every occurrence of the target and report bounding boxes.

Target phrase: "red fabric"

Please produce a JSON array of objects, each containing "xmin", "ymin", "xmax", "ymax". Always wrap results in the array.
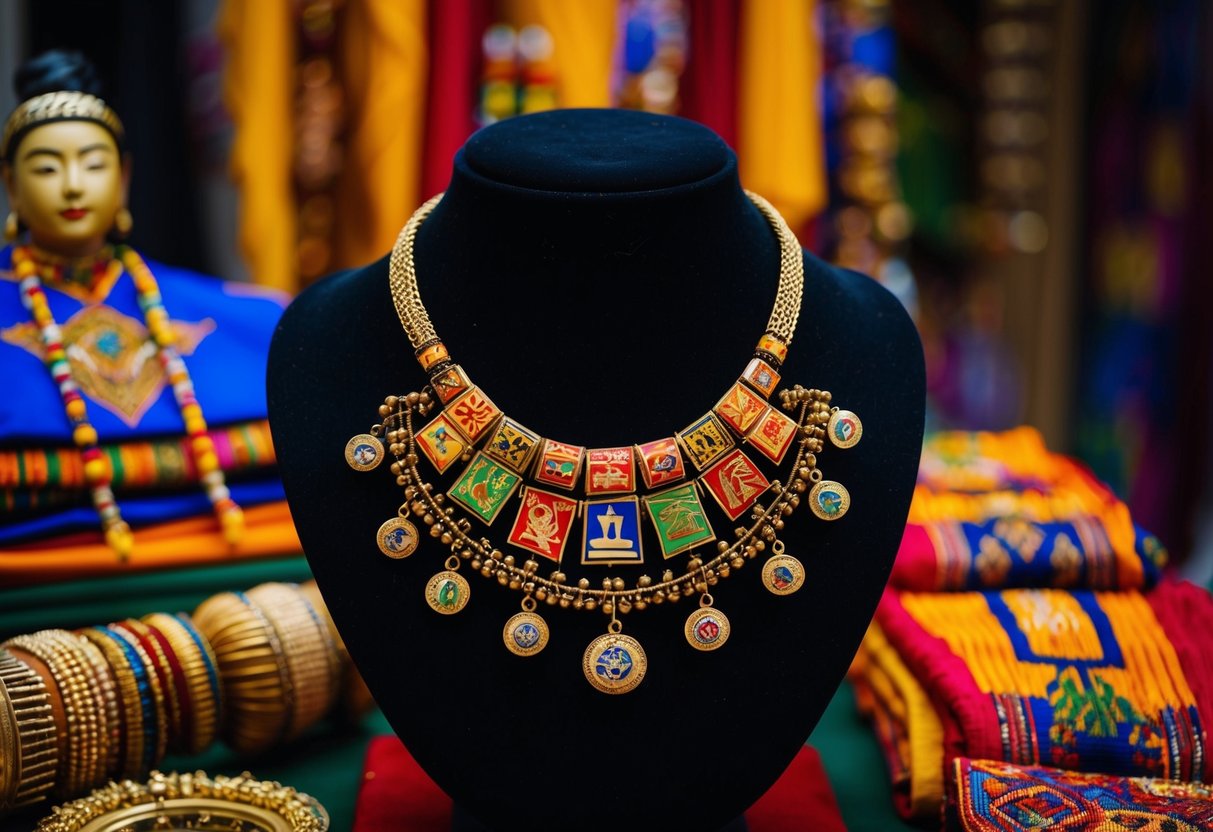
[
  {"xmin": 1148, "ymin": 579, "xmax": 1213, "ymax": 781},
  {"xmin": 353, "ymin": 737, "xmax": 844, "ymax": 831},
  {"xmin": 420, "ymin": 0, "xmax": 490, "ymax": 199},
  {"xmin": 889, "ymin": 524, "xmax": 939, "ymax": 591},
  {"xmin": 680, "ymin": 0, "xmax": 739, "ymax": 150}
]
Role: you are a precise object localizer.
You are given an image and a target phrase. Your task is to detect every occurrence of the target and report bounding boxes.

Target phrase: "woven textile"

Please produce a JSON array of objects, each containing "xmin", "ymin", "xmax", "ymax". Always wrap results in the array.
[
  {"xmin": 891, "ymin": 429, "xmax": 1166, "ymax": 591},
  {"xmin": 851, "ymin": 581, "xmax": 1213, "ymax": 822},
  {"xmin": 950, "ymin": 758, "xmax": 1213, "ymax": 831}
]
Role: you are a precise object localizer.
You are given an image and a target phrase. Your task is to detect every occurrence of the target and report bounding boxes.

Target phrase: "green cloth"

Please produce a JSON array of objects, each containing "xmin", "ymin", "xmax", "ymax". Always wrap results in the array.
[{"xmin": 0, "ymin": 556, "xmax": 313, "ymax": 638}]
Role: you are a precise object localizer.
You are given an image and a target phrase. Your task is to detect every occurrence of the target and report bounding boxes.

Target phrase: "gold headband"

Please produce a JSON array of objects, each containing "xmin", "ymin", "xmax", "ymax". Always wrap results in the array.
[{"xmin": 2, "ymin": 90, "xmax": 124, "ymax": 158}]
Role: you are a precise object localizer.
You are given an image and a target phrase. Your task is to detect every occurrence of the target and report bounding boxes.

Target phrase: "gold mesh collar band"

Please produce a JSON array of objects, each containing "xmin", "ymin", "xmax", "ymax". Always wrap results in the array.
[{"xmin": 2, "ymin": 90, "xmax": 124, "ymax": 159}]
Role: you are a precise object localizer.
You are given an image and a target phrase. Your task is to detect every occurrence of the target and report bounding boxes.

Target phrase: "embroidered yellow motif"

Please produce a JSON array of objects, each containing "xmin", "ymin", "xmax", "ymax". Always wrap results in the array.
[
  {"xmin": 994, "ymin": 517, "xmax": 1046, "ymax": 563},
  {"xmin": 2, "ymin": 306, "xmax": 215, "ymax": 426},
  {"xmin": 1051, "ymin": 533, "xmax": 1082, "ymax": 587}
]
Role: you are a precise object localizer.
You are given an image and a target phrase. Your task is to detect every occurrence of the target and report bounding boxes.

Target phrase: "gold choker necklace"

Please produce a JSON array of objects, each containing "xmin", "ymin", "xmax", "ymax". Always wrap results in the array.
[{"xmin": 346, "ymin": 191, "xmax": 863, "ymax": 694}]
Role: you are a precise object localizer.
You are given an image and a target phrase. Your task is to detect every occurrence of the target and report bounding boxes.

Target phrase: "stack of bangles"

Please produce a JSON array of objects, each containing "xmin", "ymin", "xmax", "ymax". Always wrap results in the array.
[{"xmin": 0, "ymin": 580, "xmax": 364, "ymax": 818}]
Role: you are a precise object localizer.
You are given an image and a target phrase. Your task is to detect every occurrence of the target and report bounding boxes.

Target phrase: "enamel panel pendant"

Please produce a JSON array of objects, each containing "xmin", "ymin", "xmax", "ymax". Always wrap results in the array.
[
  {"xmin": 827, "ymin": 409, "xmax": 863, "ymax": 449},
  {"xmin": 503, "ymin": 597, "xmax": 549, "ymax": 657},
  {"xmin": 426, "ymin": 557, "xmax": 470, "ymax": 614},
  {"xmin": 376, "ymin": 516, "xmax": 419, "ymax": 559},
  {"xmin": 583, "ymin": 626, "xmax": 647, "ymax": 694},
  {"xmin": 345, "ymin": 433, "xmax": 384, "ymax": 471},
  {"xmin": 684, "ymin": 595, "xmax": 730, "ymax": 651},
  {"xmin": 762, "ymin": 541, "xmax": 805, "ymax": 596}
]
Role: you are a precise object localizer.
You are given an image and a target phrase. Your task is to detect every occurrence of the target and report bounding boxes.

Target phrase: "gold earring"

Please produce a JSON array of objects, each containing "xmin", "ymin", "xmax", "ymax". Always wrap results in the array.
[
  {"xmin": 114, "ymin": 208, "xmax": 133, "ymax": 238},
  {"xmin": 4, "ymin": 212, "xmax": 17, "ymax": 243}
]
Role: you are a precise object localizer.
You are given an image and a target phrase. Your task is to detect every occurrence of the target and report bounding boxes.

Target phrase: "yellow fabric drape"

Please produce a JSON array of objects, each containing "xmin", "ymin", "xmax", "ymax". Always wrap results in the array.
[
  {"xmin": 738, "ymin": 0, "xmax": 827, "ymax": 229},
  {"xmin": 218, "ymin": 0, "xmax": 297, "ymax": 292},
  {"xmin": 220, "ymin": 0, "xmax": 428, "ymax": 290},
  {"xmin": 500, "ymin": 0, "xmax": 616, "ymax": 108},
  {"xmin": 333, "ymin": 0, "xmax": 428, "ymax": 269}
]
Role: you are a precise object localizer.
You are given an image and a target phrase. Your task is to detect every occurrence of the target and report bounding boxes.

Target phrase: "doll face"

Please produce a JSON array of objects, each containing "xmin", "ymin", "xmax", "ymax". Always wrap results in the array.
[{"xmin": 4, "ymin": 120, "xmax": 128, "ymax": 257}]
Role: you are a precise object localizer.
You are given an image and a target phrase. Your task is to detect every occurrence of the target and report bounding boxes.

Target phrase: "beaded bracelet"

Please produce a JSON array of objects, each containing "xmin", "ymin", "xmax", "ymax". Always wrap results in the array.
[
  {"xmin": 103, "ymin": 624, "xmax": 168, "ymax": 772},
  {"xmin": 140, "ymin": 613, "xmax": 220, "ymax": 755},
  {"xmin": 69, "ymin": 635, "xmax": 119, "ymax": 781},
  {"xmin": 77, "ymin": 628, "xmax": 142, "ymax": 780},
  {"xmin": 0, "ymin": 648, "xmax": 58, "ymax": 809}
]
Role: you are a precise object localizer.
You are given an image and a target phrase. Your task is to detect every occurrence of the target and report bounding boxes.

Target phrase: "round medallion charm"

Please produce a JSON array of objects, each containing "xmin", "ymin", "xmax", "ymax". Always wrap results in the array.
[
  {"xmin": 345, "ymin": 433, "xmax": 384, "ymax": 471},
  {"xmin": 808, "ymin": 480, "xmax": 851, "ymax": 521},
  {"xmin": 503, "ymin": 611, "xmax": 549, "ymax": 657},
  {"xmin": 684, "ymin": 607, "xmax": 731, "ymax": 651},
  {"xmin": 425, "ymin": 571, "xmax": 470, "ymax": 614},
  {"xmin": 376, "ymin": 517, "xmax": 419, "ymax": 559},
  {"xmin": 583, "ymin": 633, "xmax": 647, "ymax": 695},
  {"xmin": 762, "ymin": 554, "xmax": 805, "ymax": 596},
  {"xmin": 827, "ymin": 410, "xmax": 863, "ymax": 449}
]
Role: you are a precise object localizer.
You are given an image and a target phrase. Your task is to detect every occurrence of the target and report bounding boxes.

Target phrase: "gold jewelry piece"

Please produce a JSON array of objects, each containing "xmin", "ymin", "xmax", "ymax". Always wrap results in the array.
[
  {"xmin": 246, "ymin": 583, "xmax": 341, "ymax": 741},
  {"xmin": 2, "ymin": 90, "xmax": 125, "ymax": 159},
  {"xmin": 377, "ymin": 515, "xmax": 420, "ymax": 558},
  {"xmin": 33, "ymin": 770, "xmax": 329, "ymax": 832},
  {"xmin": 502, "ymin": 596, "xmax": 549, "ymax": 657},
  {"xmin": 761, "ymin": 540, "xmax": 805, "ymax": 596},
  {"xmin": 583, "ymin": 620, "xmax": 647, "ymax": 695},
  {"xmin": 808, "ymin": 479, "xmax": 851, "ymax": 521},
  {"xmin": 684, "ymin": 594, "xmax": 731, "ymax": 651},
  {"xmin": 345, "ymin": 433, "xmax": 385, "ymax": 472},
  {"xmin": 191, "ymin": 590, "xmax": 291, "ymax": 754},
  {"xmin": 425, "ymin": 556, "xmax": 470, "ymax": 615},
  {"xmin": 139, "ymin": 613, "xmax": 221, "ymax": 756},
  {"xmin": 112, "ymin": 207, "xmax": 132, "ymax": 238},
  {"xmin": 827, "ymin": 408, "xmax": 863, "ymax": 449},
  {"xmin": 3, "ymin": 631, "xmax": 111, "ymax": 798},
  {"xmin": 77, "ymin": 628, "xmax": 144, "ymax": 781},
  {"xmin": 4, "ymin": 212, "xmax": 18, "ymax": 243},
  {"xmin": 0, "ymin": 648, "xmax": 58, "ymax": 810},
  {"xmin": 349, "ymin": 192, "xmax": 865, "ymax": 693}
]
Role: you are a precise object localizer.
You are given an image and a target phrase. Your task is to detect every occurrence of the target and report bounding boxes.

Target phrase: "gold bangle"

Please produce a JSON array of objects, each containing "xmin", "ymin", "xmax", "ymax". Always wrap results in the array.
[
  {"xmin": 77, "ymin": 628, "xmax": 144, "ymax": 781},
  {"xmin": 33, "ymin": 770, "xmax": 329, "ymax": 832},
  {"xmin": 140, "ymin": 613, "xmax": 221, "ymax": 755},
  {"xmin": 71, "ymin": 635, "xmax": 118, "ymax": 782},
  {"xmin": 112, "ymin": 620, "xmax": 181, "ymax": 754},
  {"xmin": 192, "ymin": 591, "xmax": 291, "ymax": 754},
  {"xmin": 246, "ymin": 583, "xmax": 341, "ymax": 739},
  {"xmin": 3, "ymin": 631, "xmax": 108, "ymax": 798},
  {"xmin": 0, "ymin": 648, "xmax": 58, "ymax": 809}
]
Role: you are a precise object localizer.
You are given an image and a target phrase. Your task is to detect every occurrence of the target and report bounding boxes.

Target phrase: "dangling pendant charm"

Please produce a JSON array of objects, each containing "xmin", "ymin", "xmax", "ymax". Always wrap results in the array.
[
  {"xmin": 827, "ymin": 409, "xmax": 863, "ymax": 449},
  {"xmin": 376, "ymin": 515, "xmax": 419, "ymax": 559},
  {"xmin": 583, "ymin": 617, "xmax": 647, "ymax": 695},
  {"xmin": 684, "ymin": 593, "xmax": 730, "ymax": 651},
  {"xmin": 762, "ymin": 540, "xmax": 805, "ymax": 596},
  {"xmin": 808, "ymin": 480, "xmax": 850, "ymax": 521},
  {"xmin": 425, "ymin": 556, "xmax": 470, "ymax": 614},
  {"xmin": 503, "ymin": 596, "xmax": 549, "ymax": 657},
  {"xmin": 345, "ymin": 433, "xmax": 385, "ymax": 472}
]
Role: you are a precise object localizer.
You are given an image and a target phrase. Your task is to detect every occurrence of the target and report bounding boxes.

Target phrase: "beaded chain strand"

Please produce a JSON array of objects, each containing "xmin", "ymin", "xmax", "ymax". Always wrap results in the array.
[{"xmin": 11, "ymin": 245, "xmax": 243, "ymax": 558}]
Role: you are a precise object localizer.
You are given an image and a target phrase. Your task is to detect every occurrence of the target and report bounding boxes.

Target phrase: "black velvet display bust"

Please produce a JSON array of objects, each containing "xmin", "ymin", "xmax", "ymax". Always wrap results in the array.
[{"xmin": 267, "ymin": 109, "xmax": 925, "ymax": 832}]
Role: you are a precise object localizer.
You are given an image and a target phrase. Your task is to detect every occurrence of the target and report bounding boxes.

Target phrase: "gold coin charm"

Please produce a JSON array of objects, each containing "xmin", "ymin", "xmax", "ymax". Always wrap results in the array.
[
  {"xmin": 376, "ymin": 516, "xmax": 419, "ymax": 559},
  {"xmin": 808, "ymin": 479, "xmax": 851, "ymax": 521},
  {"xmin": 684, "ymin": 594, "xmax": 730, "ymax": 651},
  {"xmin": 762, "ymin": 541, "xmax": 805, "ymax": 596},
  {"xmin": 345, "ymin": 433, "xmax": 385, "ymax": 471},
  {"xmin": 583, "ymin": 622, "xmax": 647, "ymax": 694},
  {"xmin": 425, "ymin": 557, "xmax": 470, "ymax": 614},
  {"xmin": 503, "ymin": 597, "xmax": 549, "ymax": 657},
  {"xmin": 827, "ymin": 409, "xmax": 863, "ymax": 449}
]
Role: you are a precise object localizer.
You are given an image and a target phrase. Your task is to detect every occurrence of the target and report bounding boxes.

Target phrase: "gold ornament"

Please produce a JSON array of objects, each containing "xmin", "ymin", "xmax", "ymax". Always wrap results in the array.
[
  {"xmin": 502, "ymin": 597, "xmax": 549, "ymax": 657},
  {"xmin": 113, "ymin": 207, "xmax": 132, "ymax": 238},
  {"xmin": 684, "ymin": 594, "xmax": 731, "ymax": 651}
]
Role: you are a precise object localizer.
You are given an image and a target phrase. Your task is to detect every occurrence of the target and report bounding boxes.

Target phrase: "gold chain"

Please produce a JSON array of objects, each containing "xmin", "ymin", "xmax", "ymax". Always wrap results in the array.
[{"xmin": 388, "ymin": 190, "xmax": 804, "ymax": 353}]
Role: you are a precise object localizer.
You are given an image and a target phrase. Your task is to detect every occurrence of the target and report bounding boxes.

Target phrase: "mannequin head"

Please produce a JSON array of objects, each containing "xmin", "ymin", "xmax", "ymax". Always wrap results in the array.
[{"xmin": 2, "ymin": 50, "xmax": 129, "ymax": 257}]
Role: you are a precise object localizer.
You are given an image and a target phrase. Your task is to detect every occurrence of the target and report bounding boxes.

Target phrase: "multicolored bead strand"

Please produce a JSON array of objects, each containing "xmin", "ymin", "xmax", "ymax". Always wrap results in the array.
[
  {"xmin": 117, "ymin": 246, "xmax": 243, "ymax": 545},
  {"xmin": 11, "ymin": 245, "xmax": 243, "ymax": 557}
]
